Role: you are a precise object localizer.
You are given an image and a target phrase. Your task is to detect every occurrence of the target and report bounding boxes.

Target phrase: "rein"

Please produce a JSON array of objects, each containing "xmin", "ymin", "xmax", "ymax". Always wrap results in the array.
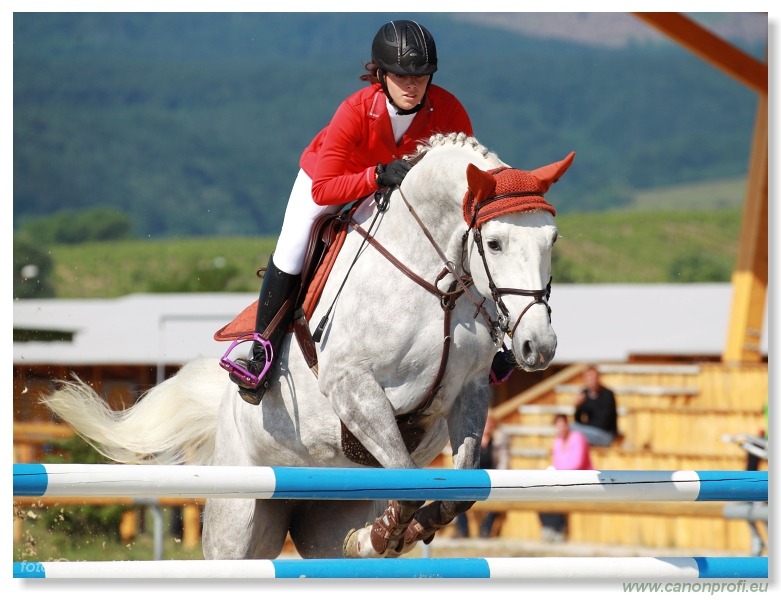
[{"xmin": 396, "ymin": 180, "xmax": 553, "ymax": 343}]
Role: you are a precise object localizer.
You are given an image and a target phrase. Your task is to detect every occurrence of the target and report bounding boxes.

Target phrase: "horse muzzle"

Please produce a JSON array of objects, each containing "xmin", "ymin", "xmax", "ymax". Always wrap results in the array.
[{"xmin": 509, "ymin": 315, "xmax": 557, "ymax": 371}]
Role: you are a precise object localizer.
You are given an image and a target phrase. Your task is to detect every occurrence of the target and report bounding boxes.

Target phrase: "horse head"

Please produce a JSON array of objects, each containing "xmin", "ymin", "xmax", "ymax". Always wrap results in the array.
[{"xmin": 461, "ymin": 150, "xmax": 575, "ymax": 371}]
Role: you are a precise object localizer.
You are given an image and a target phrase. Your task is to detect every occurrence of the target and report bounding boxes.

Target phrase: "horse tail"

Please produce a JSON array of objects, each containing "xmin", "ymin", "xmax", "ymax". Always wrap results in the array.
[{"xmin": 39, "ymin": 358, "xmax": 225, "ymax": 466}]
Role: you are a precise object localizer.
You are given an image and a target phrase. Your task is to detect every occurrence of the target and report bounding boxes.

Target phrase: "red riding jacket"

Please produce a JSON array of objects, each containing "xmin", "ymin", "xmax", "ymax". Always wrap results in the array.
[{"xmin": 300, "ymin": 83, "xmax": 473, "ymax": 206}]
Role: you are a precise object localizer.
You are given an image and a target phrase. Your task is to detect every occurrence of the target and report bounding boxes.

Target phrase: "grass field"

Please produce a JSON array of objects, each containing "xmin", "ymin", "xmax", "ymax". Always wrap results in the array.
[
  {"xmin": 629, "ymin": 177, "xmax": 746, "ymax": 211},
  {"xmin": 13, "ymin": 503, "xmax": 204, "ymax": 563},
  {"xmin": 553, "ymin": 206, "xmax": 741, "ymax": 283}
]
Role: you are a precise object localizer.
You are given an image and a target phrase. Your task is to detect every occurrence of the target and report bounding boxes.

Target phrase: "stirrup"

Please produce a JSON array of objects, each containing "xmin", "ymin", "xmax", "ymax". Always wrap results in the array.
[{"xmin": 219, "ymin": 333, "xmax": 273, "ymax": 388}]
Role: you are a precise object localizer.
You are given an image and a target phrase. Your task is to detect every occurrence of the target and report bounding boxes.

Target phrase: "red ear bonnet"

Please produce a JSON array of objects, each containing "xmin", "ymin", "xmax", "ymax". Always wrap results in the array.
[{"xmin": 463, "ymin": 151, "xmax": 575, "ymax": 228}]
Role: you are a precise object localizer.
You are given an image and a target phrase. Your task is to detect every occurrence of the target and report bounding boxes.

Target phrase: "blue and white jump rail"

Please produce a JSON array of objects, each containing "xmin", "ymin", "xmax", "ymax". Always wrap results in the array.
[
  {"xmin": 13, "ymin": 556, "xmax": 768, "ymax": 579},
  {"xmin": 14, "ymin": 464, "xmax": 768, "ymax": 502}
]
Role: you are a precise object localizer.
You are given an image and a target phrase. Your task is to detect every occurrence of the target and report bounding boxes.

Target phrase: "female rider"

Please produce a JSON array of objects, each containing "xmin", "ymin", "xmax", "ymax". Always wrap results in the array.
[{"xmin": 231, "ymin": 19, "xmax": 486, "ymax": 404}]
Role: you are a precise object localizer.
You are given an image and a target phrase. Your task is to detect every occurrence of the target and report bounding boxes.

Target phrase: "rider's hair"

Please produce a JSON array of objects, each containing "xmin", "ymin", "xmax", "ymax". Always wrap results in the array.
[{"xmin": 359, "ymin": 61, "xmax": 381, "ymax": 84}]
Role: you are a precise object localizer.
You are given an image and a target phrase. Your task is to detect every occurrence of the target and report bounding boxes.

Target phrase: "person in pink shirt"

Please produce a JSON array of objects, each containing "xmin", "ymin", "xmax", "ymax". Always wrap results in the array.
[
  {"xmin": 540, "ymin": 413, "xmax": 594, "ymax": 541},
  {"xmin": 552, "ymin": 412, "xmax": 594, "ymax": 470}
]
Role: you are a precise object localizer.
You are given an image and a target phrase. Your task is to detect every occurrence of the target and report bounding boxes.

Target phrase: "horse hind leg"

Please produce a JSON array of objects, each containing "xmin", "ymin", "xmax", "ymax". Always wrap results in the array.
[{"xmin": 203, "ymin": 498, "xmax": 293, "ymax": 560}]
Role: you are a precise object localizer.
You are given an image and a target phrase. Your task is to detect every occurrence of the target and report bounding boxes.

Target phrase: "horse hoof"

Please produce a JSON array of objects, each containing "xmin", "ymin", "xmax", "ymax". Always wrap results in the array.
[{"xmin": 343, "ymin": 526, "xmax": 379, "ymax": 558}]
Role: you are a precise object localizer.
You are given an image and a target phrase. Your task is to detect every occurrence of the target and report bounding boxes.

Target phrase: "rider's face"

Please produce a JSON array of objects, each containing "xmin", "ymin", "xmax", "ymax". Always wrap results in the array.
[{"xmin": 384, "ymin": 72, "xmax": 430, "ymax": 111}]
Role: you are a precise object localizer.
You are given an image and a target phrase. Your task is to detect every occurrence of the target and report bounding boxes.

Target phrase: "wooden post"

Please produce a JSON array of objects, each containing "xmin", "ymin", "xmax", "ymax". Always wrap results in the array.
[
  {"xmin": 723, "ymin": 93, "xmax": 768, "ymax": 364},
  {"xmin": 182, "ymin": 503, "xmax": 201, "ymax": 549},
  {"xmin": 631, "ymin": 13, "xmax": 766, "ymax": 94},
  {"xmin": 119, "ymin": 510, "xmax": 137, "ymax": 543}
]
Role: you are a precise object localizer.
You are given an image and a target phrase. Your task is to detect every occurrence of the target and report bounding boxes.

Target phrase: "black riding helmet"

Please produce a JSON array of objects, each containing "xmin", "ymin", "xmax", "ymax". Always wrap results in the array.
[
  {"xmin": 371, "ymin": 20, "xmax": 437, "ymax": 115},
  {"xmin": 372, "ymin": 20, "xmax": 438, "ymax": 77}
]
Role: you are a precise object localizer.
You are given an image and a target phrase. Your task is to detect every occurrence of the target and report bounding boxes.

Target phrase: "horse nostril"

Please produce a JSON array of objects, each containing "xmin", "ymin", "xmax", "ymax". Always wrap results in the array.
[{"xmin": 522, "ymin": 340, "xmax": 534, "ymax": 362}]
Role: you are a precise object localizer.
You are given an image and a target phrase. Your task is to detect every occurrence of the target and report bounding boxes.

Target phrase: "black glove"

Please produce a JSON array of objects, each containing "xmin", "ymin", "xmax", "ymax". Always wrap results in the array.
[{"xmin": 375, "ymin": 159, "xmax": 411, "ymax": 187}]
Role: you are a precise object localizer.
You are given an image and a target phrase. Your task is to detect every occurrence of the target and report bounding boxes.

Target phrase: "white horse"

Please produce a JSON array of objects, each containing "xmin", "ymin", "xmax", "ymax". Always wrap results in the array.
[{"xmin": 40, "ymin": 133, "xmax": 574, "ymax": 559}]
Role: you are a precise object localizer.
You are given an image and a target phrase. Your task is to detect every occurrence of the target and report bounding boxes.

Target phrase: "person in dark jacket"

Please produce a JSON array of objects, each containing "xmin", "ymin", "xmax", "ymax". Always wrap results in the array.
[{"xmin": 570, "ymin": 365, "xmax": 619, "ymax": 447}]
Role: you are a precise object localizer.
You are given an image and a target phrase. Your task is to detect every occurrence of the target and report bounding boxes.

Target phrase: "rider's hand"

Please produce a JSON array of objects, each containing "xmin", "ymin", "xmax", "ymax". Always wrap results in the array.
[{"xmin": 375, "ymin": 159, "xmax": 411, "ymax": 187}]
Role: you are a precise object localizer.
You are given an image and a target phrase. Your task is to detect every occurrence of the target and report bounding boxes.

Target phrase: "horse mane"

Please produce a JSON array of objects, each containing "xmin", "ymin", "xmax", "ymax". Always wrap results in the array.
[{"xmin": 409, "ymin": 132, "xmax": 499, "ymax": 164}]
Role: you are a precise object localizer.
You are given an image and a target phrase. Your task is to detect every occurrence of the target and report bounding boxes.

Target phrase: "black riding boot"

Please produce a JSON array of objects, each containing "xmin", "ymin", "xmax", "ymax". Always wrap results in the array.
[{"xmin": 230, "ymin": 254, "xmax": 300, "ymax": 405}]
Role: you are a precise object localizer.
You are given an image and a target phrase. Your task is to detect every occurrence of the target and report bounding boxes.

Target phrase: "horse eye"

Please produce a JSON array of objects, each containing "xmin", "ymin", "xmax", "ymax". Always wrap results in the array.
[{"xmin": 487, "ymin": 240, "xmax": 502, "ymax": 252}]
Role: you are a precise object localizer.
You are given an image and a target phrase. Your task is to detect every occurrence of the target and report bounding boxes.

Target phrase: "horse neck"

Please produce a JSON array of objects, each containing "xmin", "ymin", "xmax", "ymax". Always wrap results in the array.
[
  {"xmin": 387, "ymin": 164, "xmax": 467, "ymax": 275},
  {"xmin": 389, "ymin": 147, "xmax": 499, "ymax": 272}
]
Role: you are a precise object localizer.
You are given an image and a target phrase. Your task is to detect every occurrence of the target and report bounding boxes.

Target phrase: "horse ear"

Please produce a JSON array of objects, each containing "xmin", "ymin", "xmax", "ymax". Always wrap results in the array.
[
  {"xmin": 466, "ymin": 163, "xmax": 496, "ymax": 201},
  {"xmin": 531, "ymin": 151, "xmax": 576, "ymax": 193},
  {"xmin": 464, "ymin": 163, "xmax": 497, "ymax": 226}
]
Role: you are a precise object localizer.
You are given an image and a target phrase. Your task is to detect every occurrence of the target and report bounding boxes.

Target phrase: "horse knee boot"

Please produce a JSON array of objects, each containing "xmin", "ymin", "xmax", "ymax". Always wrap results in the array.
[{"xmin": 232, "ymin": 254, "xmax": 300, "ymax": 405}]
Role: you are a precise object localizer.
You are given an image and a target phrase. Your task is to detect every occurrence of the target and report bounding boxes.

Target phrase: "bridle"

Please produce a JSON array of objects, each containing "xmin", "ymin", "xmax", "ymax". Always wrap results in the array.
[
  {"xmin": 462, "ymin": 168, "xmax": 554, "ymax": 341},
  {"xmin": 350, "ymin": 152, "xmax": 556, "ymax": 347}
]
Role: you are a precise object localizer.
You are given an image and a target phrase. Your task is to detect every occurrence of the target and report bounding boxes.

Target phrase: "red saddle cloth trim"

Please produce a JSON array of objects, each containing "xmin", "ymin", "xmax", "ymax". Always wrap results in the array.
[{"xmin": 213, "ymin": 223, "xmax": 350, "ymax": 342}]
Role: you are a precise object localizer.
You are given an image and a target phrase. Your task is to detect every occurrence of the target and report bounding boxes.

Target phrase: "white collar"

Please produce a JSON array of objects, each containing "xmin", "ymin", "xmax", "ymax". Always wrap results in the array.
[{"xmin": 386, "ymin": 98, "xmax": 415, "ymax": 143}]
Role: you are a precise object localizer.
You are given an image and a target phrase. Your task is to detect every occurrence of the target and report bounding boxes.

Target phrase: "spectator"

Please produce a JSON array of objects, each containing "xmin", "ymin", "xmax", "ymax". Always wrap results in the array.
[
  {"xmin": 571, "ymin": 365, "xmax": 619, "ymax": 447},
  {"xmin": 454, "ymin": 413, "xmax": 510, "ymax": 538},
  {"xmin": 540, "ymin": 413, "xmax": 594, "ymax": 542}
]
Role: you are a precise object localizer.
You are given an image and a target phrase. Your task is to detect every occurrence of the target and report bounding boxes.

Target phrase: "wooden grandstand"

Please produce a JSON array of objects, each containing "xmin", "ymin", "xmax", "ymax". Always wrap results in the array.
[{"xmin": 437, "ymin": 360, "xmax": 767, "ymax": 553}]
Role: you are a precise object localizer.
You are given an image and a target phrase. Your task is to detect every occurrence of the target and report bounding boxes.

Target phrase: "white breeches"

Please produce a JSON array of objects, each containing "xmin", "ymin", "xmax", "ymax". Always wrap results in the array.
[{"xmin": 273, "ymin": 169, "xmax": 344, "ymax": 275}]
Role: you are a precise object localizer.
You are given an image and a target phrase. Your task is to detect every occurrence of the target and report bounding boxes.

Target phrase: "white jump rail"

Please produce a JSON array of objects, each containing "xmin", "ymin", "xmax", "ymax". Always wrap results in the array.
[{"xmin": 13, "ymin": 464, "xmax": 767, "ymax": 502}]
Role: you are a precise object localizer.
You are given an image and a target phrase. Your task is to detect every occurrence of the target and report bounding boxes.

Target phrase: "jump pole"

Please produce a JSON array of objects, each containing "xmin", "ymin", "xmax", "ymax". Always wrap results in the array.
[
  {"xmin": 13, "ymin": 556, "xmax": 768, "ymax": 579},
  {"xmin": 14, "ymin": 464, "xmax": 768, "ymax": 502}
]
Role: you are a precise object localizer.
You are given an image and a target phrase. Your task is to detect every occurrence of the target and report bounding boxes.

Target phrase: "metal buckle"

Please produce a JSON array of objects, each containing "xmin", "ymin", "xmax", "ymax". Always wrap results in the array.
[{"xmin": 219, "ymin": 333, "xmax": 273, "ymax": 387}]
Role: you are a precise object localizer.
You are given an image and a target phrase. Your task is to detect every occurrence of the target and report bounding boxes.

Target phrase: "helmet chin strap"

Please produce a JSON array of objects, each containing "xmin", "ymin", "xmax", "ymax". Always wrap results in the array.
[{"xmin": 378, "ymin": 70, "xmax": 432, "ymax": 116}]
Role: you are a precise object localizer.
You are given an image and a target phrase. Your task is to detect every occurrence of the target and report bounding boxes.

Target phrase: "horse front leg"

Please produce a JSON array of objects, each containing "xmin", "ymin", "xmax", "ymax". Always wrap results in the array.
[
  {"xmin": 399, "ymin": 498, "xmax": 476, "ymax": 550},
  {"xmin": 401, "ymin": 382, "xmax": 489, "ymax": 549},
  {"xmin": 322, "ymin": 369, "xmax": 424, "ymax": 557},
  {"xmin": 343, "ymin": 498, "xmax": 425, "ymax": 558}
]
